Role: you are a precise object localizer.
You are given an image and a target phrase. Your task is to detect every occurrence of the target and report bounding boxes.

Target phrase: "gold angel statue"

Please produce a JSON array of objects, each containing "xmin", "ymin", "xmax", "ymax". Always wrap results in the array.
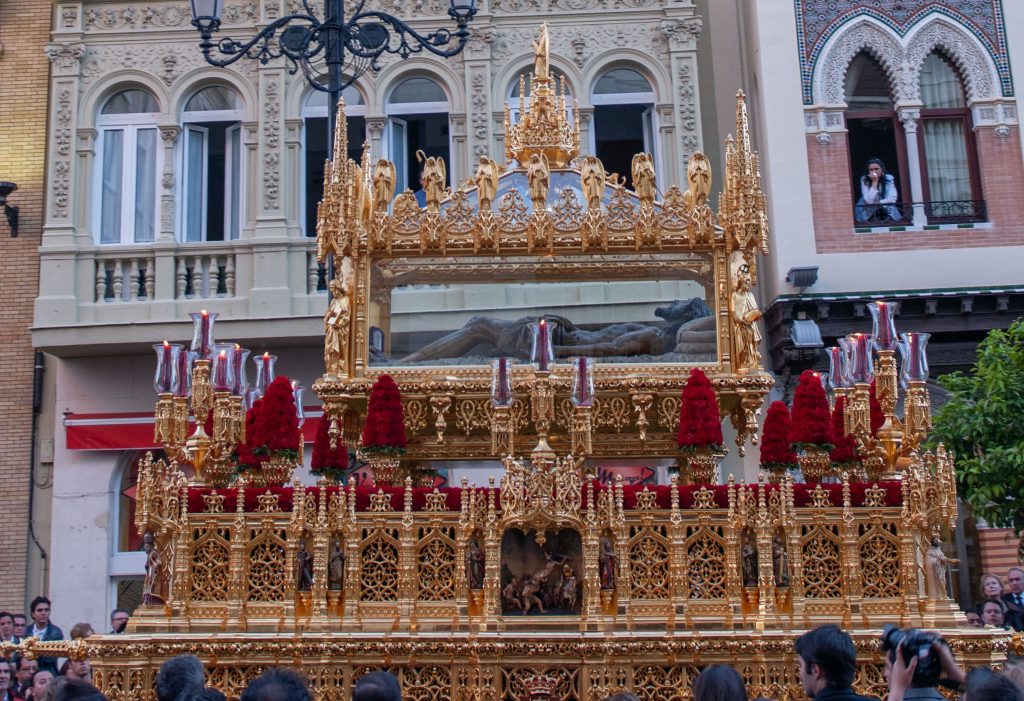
[
  {"xmin": 417, "ymin": 150, "xmax": 447, "ymax": 211},
  {"xmin": 372, "ymin": 158, "xmax": 396, "ymax": 214},
  {"xmin": 475, "ymin": 156, "xmax": 500, "ymax": 209},
  {"xmin": 683, "ymin": 152, "xmax": 712, "ymax": 210},
  {"xmin": 631, "ymin": 152, "xmax": 657, "ymax": 205},
  {"xmin": 526, "ymin": 152, "xmax": 550, "ymax": 208},
  {"xmin": 580, "ymin": 155, "xmax": 605, "ymax": 210}
]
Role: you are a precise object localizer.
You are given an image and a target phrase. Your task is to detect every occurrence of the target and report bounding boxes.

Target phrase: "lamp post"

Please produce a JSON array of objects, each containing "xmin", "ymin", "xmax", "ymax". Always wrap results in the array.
[{"xmin": 189, "ymin": 0, "xmax": 478, "ymax": 158}]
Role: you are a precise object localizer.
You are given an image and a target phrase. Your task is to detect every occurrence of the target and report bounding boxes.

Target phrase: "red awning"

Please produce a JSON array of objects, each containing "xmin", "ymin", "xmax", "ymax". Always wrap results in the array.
[{"xmin": 64, "ymin": 410, "xmax": 323, "ymax": 451}]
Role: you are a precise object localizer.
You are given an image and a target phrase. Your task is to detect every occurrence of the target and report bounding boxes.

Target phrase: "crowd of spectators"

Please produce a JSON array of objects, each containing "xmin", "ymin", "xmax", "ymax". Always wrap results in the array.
[{"xmin": 2, "ymin": 568, "xmax": 1024, "ymax": 701}]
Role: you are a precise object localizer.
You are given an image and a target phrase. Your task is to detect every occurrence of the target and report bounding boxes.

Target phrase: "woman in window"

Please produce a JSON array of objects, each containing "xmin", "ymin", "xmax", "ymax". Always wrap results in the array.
[{"xmin": 854, "ymin": 157, "xmax": 900, "ymax": 223}]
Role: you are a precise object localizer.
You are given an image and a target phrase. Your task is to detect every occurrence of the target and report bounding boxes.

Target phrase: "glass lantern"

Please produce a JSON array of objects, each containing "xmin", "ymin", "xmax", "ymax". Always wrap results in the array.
[
  {"xmin": 571, "ymin": 357, "xmax": 594, "ymax": 407},
  {"xmin": 211, "ymin": 343, "xmax": 236, "ymax": 393},
  {"xmin": 530, "ymin": 319, "xmax": 553, "ymax": 371},
  {"xmin": 899, "ymin": 332, "xmax": 930, "ymax": 386},
  {"xmin": 232, "ymin": 346, "xmax": 251, "ymax": 397},
  {"xmin": 254, "ymin": 352, "xmax": 277, "ymax": 395},
  {"xmin": 868, "ymin": 301, "xmax": 897, "ymax": 352},
  {"xmin": 153, "ymin": 342, "xmax": 182, "ymax": 395},
  {"xmin": 825, "ymin": 346, "xmax": 850, "ymax": 392},
  {"xmin": 490, "ymin": 358, "xmax": 513, "ymax": 407},
  {"xmin": 189, "ymin": 310, "xmax": 218, "ymax": 359},
  {"xmin": 845, "ymin": 333, "xmax": 875, "ymax": 384}
]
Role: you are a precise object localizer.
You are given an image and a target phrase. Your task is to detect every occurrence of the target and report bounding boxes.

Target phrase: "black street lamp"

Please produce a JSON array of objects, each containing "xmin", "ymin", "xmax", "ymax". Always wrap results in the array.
[{"xmin": 189, "ymin": 0, "xmax": 478, "ymax": 156}]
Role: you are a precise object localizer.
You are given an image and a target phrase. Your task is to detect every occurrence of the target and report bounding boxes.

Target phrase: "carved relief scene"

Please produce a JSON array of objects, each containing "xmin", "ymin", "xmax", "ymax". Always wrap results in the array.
[{"xmin": 500, "ymin": 529, "xmax": 583, "ymax": 616}]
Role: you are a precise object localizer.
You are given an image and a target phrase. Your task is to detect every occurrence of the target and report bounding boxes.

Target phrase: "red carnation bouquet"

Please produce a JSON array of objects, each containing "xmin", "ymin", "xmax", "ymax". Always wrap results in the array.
[
  {"xmin": 360, "ymin": 374, "xmax": 407, "ymax": 456},
  {"xmin": 788, "ymin": 370, "xmax": 833, "ymax": 452},
  {"xmin": 311, "ymin": 412, "xmax": 349, "ymax": 480},
  {"xmin": 828, "ymin": 394, "xmax": 860, "ymax": 467},
  {"xmin": 760, "ymin": 401, "xmax": 797, "ymax": 471},
  {"xmin": 249, "ymin": 376, "xmax": 302, "ymax": 462},
  {"xmin": 677, "ymin": 368, "xmax": 724, "ymax": 454}
]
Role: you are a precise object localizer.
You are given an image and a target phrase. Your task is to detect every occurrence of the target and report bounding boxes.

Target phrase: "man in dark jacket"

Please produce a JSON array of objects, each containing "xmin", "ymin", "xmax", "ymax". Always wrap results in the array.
[
  {"xmin": 1002, "ymin": 567, "xmax": 1024, "ymax": 631},
  {"xmin": 25, "ymin": 597, "xmax": 63, "ymax": 675},
  {"xmin": 795, "ymin": 625, "xmax": 879, "ymax": 700}
]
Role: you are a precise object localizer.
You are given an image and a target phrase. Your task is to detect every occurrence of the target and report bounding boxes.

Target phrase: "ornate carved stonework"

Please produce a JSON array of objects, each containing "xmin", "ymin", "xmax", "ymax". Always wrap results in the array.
[
  {"xmin": 83, "ymin": 3, "xmax": 257, "ymax": 31},
  {"xmin": 46, "ymin": 43, "xmax": 86, "ymax": 75},
  {"xmin": 51, "ymin": 86, "xmax": 74, "ymax": 220},
  {"xmin": 813, "ymin": 15, "xmax": 1003, "ymax": 106},
  {"xmin": 263, "ymin": 78, "xmax": 281, "ymax": 211}
]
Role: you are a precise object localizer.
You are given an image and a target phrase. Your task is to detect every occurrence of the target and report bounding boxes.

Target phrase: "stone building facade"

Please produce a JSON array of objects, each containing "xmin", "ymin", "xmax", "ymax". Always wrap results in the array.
[{"xmin": 28, "ymin": 0, "xmax": 1024, "ymax": 626}]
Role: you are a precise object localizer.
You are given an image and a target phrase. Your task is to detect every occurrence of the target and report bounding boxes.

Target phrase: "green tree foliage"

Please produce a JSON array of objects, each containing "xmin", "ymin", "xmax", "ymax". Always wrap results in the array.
[{"xmin": 931, "ymin": 320, "xmax": 1024, "ymax": 545}]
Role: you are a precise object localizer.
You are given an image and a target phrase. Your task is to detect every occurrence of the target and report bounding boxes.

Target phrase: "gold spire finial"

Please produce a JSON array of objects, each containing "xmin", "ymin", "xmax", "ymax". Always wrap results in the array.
[
  {"xmin": 719, "ymin": 90, "xmax": 769, "ymax": 255},
  {"xmin": 504, "ymin": 23, "xmax": 579, "ymax": 168}
]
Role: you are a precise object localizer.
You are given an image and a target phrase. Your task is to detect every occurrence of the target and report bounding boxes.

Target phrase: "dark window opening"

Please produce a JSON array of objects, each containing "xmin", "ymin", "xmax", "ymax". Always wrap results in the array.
[
  {"xmin": 397, "ymin": 113, "xmax": 450, "ymax": 194},
  {"xmin": 594, "ymin": 104, "xmax": 650, "ymax": 190}
]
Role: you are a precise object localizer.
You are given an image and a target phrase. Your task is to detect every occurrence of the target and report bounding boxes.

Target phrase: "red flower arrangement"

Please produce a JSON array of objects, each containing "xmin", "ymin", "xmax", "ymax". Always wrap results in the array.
[
  {"xmin": 788, "ymin": 370, "xmax": 833, "ymax": 452},
  {"xmin": 760, "ymin": 401, "xmax": 797, "ymax": 470},
  {"xmin": 677, "ymin": 368, "xmax": 724, "ymax": 453},
  {"xmin": 360, "ymin": 374, "xmax": 407, "ymax": 456},
  {"xmin": 311, "ymin": 412, "xmax": 348, "ymax": 478},
  {"xmin": 249, "ymin": 376, "xmax": 301, "ymax": 461},
  {"xmin": 828, "ymin": 394, "xmax": 860, "ymax": 466}
]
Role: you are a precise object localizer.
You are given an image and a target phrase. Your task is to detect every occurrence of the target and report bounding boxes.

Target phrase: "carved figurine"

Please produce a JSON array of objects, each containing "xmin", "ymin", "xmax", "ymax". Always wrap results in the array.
[
  {"xmin": 521, "ymin": 574, "xmax": 545, "ymax": 614},
  {"xmin": 581, "ymin": 155, "xmax": 606, "ymax": 211},
  {"xmin": 417, "ymin": 150, "xmax": 447, "ymax": 211},
  {"xmin": 742, "ymin": 534, "xmax": 758, "ymax": 587},
  {"xmin": 526, "ymin": 152, "xmax": 550, "ymax": 208},
  {"xmin": 559, "ymin": 564, "xmax": 579, "ymax": 612},
  {"xmin": 475, "ymin": 156, "xmax": 500, "ymax": 210},
  {"xmin": 502, "ymin": 576, "xmax": 522, "ymax": 612},
  {"xmin": 924, "ymin": 536, "xmax": 958, "ymax": 599},
  {"xmin": 296, "ymin": 539, "xmax": 314, "ymax": 592},
  {"xmin": 772, "ymin": 534, "xmax": 790, "ymax": 586},
  {"xmin": 730, "ymin": 255, "xmax": 763, "ymax": 373},
  {"xmin": 598, "ymin": 537, "xmax": 616, "ymax": 590},
  {"xmin": 142, "ymin": 531, "xmax": 167, "ymax": 605},
  {"xmin": 324, "ymin": 256, "xmax": 354, "ymax": 375},
  {"xmin": 466, "ymin": 538, "xmax": 485, "ymax": 590},
  {"xmin": 683, "ymin": 152, "xmax": 712, "ymax": 211},
  {"xmin": 373, "ymin": 158, "xmax": 396, "ymax": 214},
  {"xmin": 532, "ymin": 23, "xmax": 550, "ymax": 79},
  {"xmin": 631, "ymin": 152, "xmax": 657, "ymax": 205},
  {"xmin": 328, "ymin": 539, "xmax": 345, "ymax": 591}
]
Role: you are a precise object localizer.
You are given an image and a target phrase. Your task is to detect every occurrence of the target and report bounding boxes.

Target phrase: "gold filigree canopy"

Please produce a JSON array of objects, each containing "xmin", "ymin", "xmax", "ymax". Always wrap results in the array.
[{"xmin": 504, "ymin": 23, "xmax": 581, "ymax": 168}]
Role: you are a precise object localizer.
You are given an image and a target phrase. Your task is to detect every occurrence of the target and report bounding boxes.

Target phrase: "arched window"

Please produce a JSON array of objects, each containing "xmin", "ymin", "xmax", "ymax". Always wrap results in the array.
[
  {"xmin": 591, "ymin": 67, "xmax": 655, "ymax": 189},
  {"xmin": 844, "ymin": 53, "xmax": 908, "ymax": 223},
  {"xmin": 386, "ymin": 77, "xmax": 450, "ymax": 199},
  {"xmin": 302, "ymin": 85, "xmax": 367, "ymax": 237},
  {"xmin": 96, "ymin": 89, "xmax": 161, "ymax": 244},
  {"xmin": 919, "ymin": 51, "xmax": 981, "ymax": 221},
  {"xmin": 181, "ymin": 85, "xmax": 244, "ymax": 242}
]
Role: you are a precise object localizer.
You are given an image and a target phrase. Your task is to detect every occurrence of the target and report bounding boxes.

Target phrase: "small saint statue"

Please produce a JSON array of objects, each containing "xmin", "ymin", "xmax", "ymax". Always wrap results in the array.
[
  {"xmin": 598, "ymin": 537, "xmax": 616, "ymax": 590},
  {"xmin": 772, "ymin": 534, "xmax": 790, "ymax": 587},
  {"xmin": 328, "ymin": 539, "xmax": 345, "ymax": 591},
  {"xmin": 924, "ymin": 536, "xmax": 958, "ymax": 600},
  {"xmin": 466, "ymin": 538, "xmax": 485, "ymax": 590},
  {"xmin": 532, "ymin": 23, "xmax": 550, "ymax": 79},
  {"xmin": 741, "ymin": 534, "xmax": 758, "ymax": 588},
  {"xmin": 142, "ymin": 531, "xmax": 167, "ymax": 605},
  {"xmin": 296, "ymin": 539, "xmax": 314, "ymax": 592}
]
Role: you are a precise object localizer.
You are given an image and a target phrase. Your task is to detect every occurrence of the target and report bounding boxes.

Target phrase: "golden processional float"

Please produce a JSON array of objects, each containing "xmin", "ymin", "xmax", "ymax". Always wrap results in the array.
[{"xmin": 4, "ymin": 23, "xmax": 1019, "ymax": 701}]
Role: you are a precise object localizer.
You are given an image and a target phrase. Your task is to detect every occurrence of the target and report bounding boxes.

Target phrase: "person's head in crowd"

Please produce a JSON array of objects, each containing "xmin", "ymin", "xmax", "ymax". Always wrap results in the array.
[
  {"xmin": 861, "ymin": 158, "xmax": 890, "ymax": 187},
  {"xmin": 61, "ymin": 658, "xmax": 92, "ymax": 683},
  {"xmin": 155, "ymin": 655, "xmax": 205, "ymax": 701},
  {"xmin": 981, "ymin": 573, "xmax": 1004, "ymax": 599},
  {"xmin": 47, "ymin": 678, "xmax": 106, "ymax": 701},
  {"xmin": 601, "ymin": 694, "xmax": 640, "ymax": 701},
  {"xmin": 182, "ymin": 690, "xmax": 226, "ymax": 701},
  {"xmin": 1003, "ymin": 663, "xmax": 1024, "ymax": 693},
  {"xmin": 980, "ymin": 599, "xmax": 1006, "ymax": 627},
  {"xmin": 965, "ymin": 610, "xmax": 984, "ymax": 628},
  {"xmin": 965, "ymin": 667, "xmax": 1024, "ymax": 701},
  {"xmin": 27, "ymin": 670, "xmax": 54, "ymax": 700},
  {"xmin": 0, "ymin": 659, "xmax": 12, "ymax": 698},
  {"xmin": 109, "ymin": 610, "xmax": 129, "ymax": 634},
  {"xmin": 13, "ymin": 614, "xmax": 27, "ymax": 638},
  {"xmin": 691, "ymin": 665, "xmax": 748, "ymax": 701},
  {"xmin": 18, "ymin": 657, "xmax": 40, "ymax": 688},
  {"xmin": 0, "ymin": 612, "xmax": 14, "ymax": 641},
  {"xmin": 69, "ymin": 623, "xmax": 94, "ymax": 641},
  {"xmin": 353, "ymin": 671, "xmax": 401, "ymax": 701},
  {"xmin": 1008, "ymin": 567, "xmax": 1024, "ymax": 596},
  {"xmin": 41, "ymin": 676, "xmax": 68, "ymax": 701},
  {"xmin": 240, "ymin": 668, "xmax": 311, "ymax": 701},
  {"xmin": 29, "ymin": 597, "xmax": 52, "ymax": 631},
  {"xmin": 795, "ymin": 625, "xmax": 858, "ymax": 697}
]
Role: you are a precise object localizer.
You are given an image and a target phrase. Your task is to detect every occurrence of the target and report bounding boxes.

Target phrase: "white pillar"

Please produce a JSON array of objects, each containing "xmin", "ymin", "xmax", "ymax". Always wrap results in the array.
[{"xmin": 898, "ymin": 107, "xmax": 926, "ymax": 228}]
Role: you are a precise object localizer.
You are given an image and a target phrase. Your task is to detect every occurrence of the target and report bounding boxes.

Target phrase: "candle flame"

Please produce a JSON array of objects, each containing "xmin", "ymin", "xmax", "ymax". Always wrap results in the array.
[
  {"xmin": 539, "ymin": 318, "xmax": 546, "ymax": 327},
  {"xmin": 219, "ymin": 349, "xmax": 227, "ymax": 358},
  {"xmin": 201, "ymin": 309, "xmax": 208, "ymax": 317},
  {"xmin": 163, "ymin": 340, "xmax": 169, "ymax": 347},
  {"xmin": 263, "ymin": 352, "xmax": 269, "ymax": 359}
]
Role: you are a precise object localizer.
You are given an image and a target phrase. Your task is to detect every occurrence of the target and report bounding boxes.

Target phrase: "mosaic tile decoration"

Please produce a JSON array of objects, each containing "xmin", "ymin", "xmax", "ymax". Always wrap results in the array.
[{"xmin": 794, "ymin": 0, "xmax": 1013, "ymax": 104}]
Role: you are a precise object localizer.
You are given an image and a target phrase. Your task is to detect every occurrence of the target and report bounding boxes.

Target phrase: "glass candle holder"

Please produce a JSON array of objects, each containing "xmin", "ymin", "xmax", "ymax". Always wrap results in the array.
[
  {"xmin": 211, "ymin": 343, "xmax": 236, "ymax": 393},
  {"xmin": 491, "ymin": 358, "xmax": 513, "ymax": 407},
  {"xmin": 868, "ymin": 301, "xmax": 897, "ymax": 352},
  {"xmin": 175, "ymin": 350, "xmax": 196, "ymax": 398},
  {"xmin": 899, "ymin": 332, "xmax": 930, "ymax": 386},
  {"xmin": 292, "ymin": 381, "xmax": 306, "ymax": 428},
  {"xmin": 531, "ymin": 319, "xmax": 553, "ymax": 371},
  {"xmin": 153, "ymin": 341, "xmax": 182, "ymax": 395},
  {"xmin": 254, "ymin": 352, "xmax": 277, "ymax": 395},
  {"xmin": 572, "ymin": 357, "xmax": 594, "ymax": 407},
  {"xmin": 232, "ymin": 346, "xmax": 251, "ymax": 397},
  {"xmin": 189, "ymin": 309, "xmax": 219, "ymax": 359},
  {"xmin": 825, "ymin": 346, "xmax": 849, "ymax": 391},
  {"xmin": 845, "ymin": 333, "xmax": 875, "ymax": 384}
]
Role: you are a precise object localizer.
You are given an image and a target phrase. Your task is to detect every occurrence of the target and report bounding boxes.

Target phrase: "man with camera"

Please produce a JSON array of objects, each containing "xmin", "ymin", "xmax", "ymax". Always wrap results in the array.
[{"xmin": 882, "ymin": 624, "xmax": 966, "ymax": 701}]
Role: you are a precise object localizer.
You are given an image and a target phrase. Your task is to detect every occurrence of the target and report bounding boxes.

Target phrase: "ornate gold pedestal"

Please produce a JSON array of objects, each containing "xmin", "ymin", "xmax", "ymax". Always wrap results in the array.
[
  {"xmin": 798, "ymin": 448, "xmax": 832, "ymax": 483},
  {"xmin": 367, "ymin": 455, "xmax": 401, "ymax": 486},
  {"xmin": 680, "ymin": 450, "xmax": 720, "ymax": 484}
]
